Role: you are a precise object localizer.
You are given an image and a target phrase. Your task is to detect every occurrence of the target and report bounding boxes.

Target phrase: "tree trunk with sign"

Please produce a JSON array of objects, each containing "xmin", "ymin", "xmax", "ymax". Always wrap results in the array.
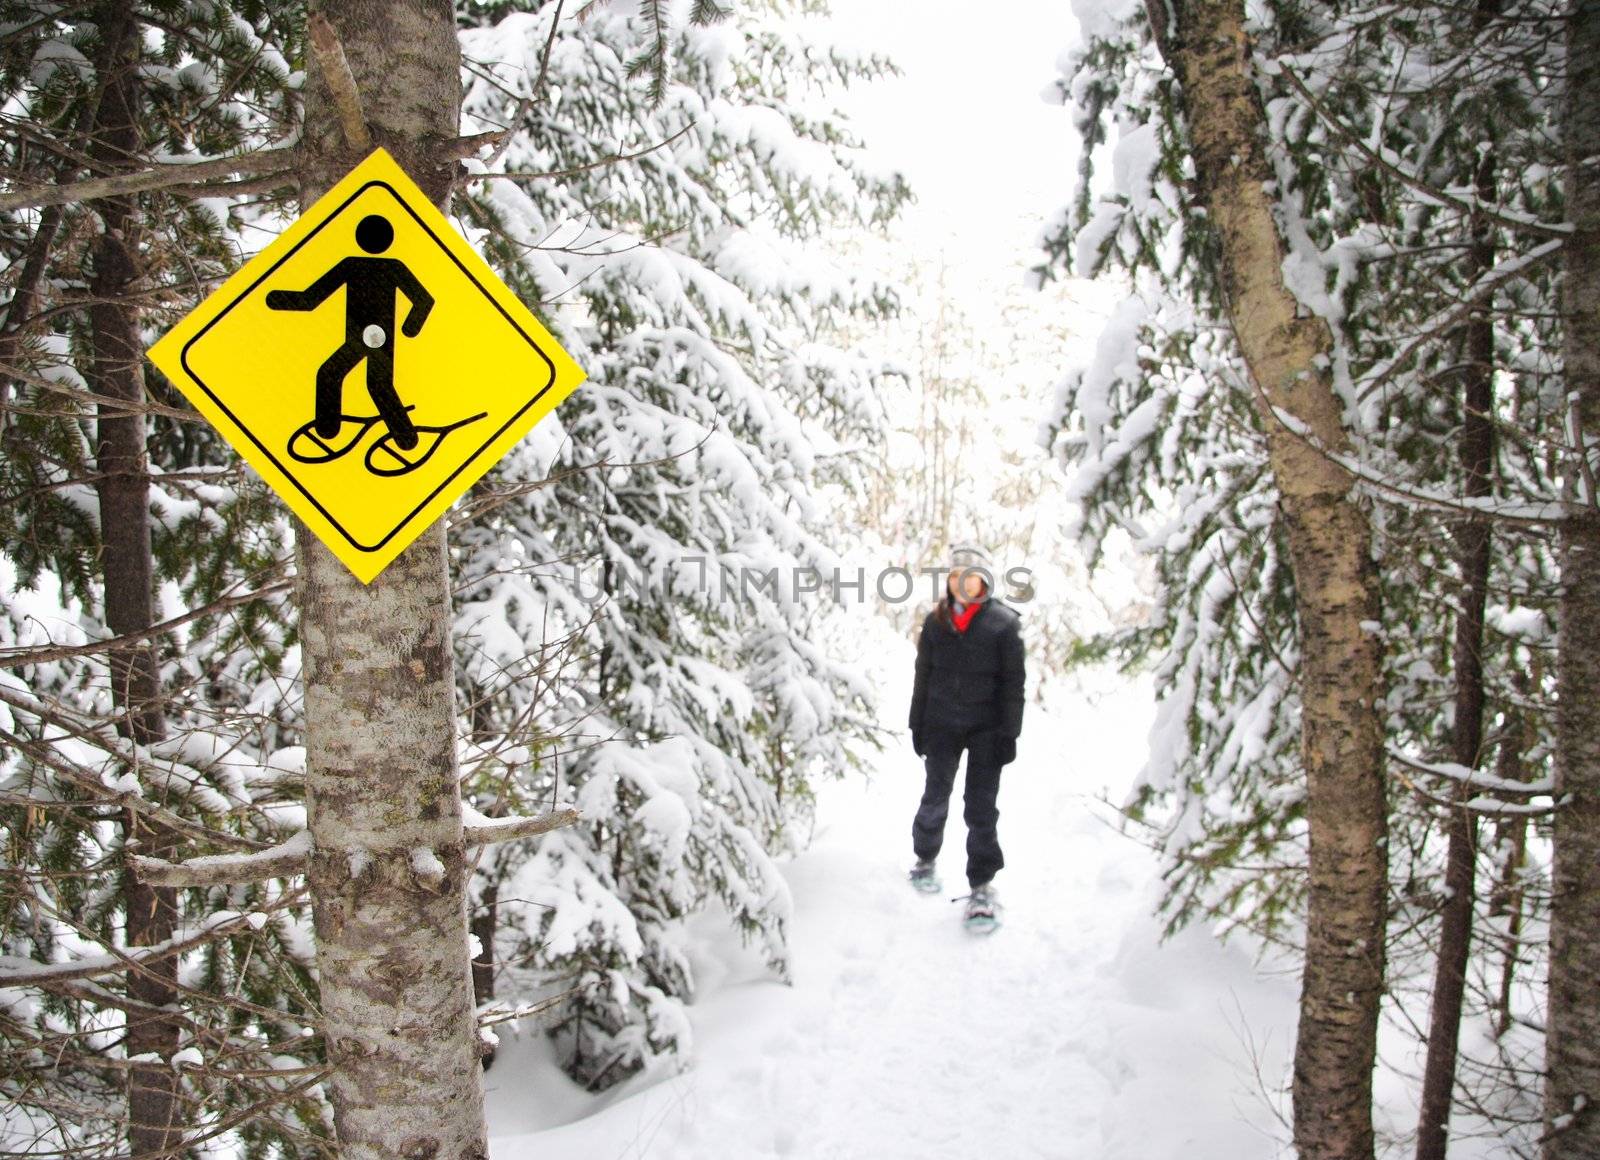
[{"xmin": 295, "ymin": 3, "xmax": 487, "ymax": 1155}]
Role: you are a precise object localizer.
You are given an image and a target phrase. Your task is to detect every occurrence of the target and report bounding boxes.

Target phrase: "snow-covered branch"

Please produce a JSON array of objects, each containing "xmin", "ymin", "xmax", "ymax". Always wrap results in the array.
[
  {"xmin": 1272, "ymin": 61, "xmax": 1570, "ymax": 241},
  {"xmin": 128, "ymin": 811, "xmax": 582, "ymax": 887},
  {"xmin": 1266, "ymin": 404, "xmax": 1569, "ymax": 525},
  {"xmin": 0, "ymin": 902, "xmax": 294, "ymax": 986},
  {"xmin": 131, "ymin": 830, "xmax": 313, "ymax": 887},
  {"xmin": 1387, "ymin": 748, "xmax": 1554, "ymax": 797}
]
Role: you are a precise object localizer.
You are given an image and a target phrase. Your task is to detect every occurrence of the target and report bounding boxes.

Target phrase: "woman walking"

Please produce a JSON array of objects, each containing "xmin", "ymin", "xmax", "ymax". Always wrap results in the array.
[{"xmin": 906, "ymin": 545, "xmax": 1025, "ymax": 931}]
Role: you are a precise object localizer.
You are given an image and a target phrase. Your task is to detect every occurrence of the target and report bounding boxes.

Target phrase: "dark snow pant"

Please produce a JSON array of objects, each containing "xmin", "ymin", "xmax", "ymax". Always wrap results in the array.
[{"xmin": 912, "ymin": 725, "xmax": 1005, "ymax": 888}]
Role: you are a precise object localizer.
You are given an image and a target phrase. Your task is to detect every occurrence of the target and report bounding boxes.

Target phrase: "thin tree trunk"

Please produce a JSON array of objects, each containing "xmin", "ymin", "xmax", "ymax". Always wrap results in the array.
[
  {"xmin": 0, "ymin": 69, "xmax": 97, "ymax": 416},
  {"xmin": 1546, "ymin": 1, "xmax": 1600, "ymax": 1154},
  {"xmin": 0, "ymin": 204, "xmax": 64, "ymax": 416},
  {"xmin": 1147, "ymin": 5, "xmax": 1389, "ymax": 1158},
  {"xmin": 1416, "ymin": 122, "xmax": 1498, "ymax": 1160},
  {"xmin": 470, "ymin": 881, "xmax": 498, "ymax": 1008},
  {"xmin": 86, "ymin": 4, "xmax": 182, "ymax": 1151},
  {"xmin": 471, "ymin": 877, "xmax": 498, "ymax": 1069},
  {"xmin": 295, "ymin": 3, "xmax": 488, "ymax": 1156},
  {"xmin": 1488, "ymin": 691, "xmax": 1529, "ymax": 1040}
]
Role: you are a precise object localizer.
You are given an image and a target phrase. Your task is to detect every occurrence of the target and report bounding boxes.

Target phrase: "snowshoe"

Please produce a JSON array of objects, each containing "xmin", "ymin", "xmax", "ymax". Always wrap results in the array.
[
  {"xmin": 909, "ymin": 859, "xmax": 941, "ymax": 894},
  {"xmin": 364, "ymin": 411, "xmax": 488, "ymax": 477},
  {"xmin": 286, "ymin": 411, "xmax": 394, "ymax": 464},
  {"xmin": 962, "ymin": 883, "xmax": 1000, "ymax": 935}
]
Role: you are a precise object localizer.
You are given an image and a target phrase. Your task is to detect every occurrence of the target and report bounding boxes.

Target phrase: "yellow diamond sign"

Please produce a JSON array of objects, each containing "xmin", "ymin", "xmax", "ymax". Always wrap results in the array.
[{"xmin": 148, "ymin": 149, "xmax": 586, "ymax": 583}]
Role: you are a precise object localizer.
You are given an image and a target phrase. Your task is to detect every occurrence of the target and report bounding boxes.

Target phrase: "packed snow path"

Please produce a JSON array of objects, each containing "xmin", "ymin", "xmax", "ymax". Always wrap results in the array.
[{"xmin": 487, "ymin": 671, "xmax": 1298, "ymax": 1158}]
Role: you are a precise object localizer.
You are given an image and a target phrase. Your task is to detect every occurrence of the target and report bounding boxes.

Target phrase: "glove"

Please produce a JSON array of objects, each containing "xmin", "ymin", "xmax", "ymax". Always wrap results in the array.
[
  {"xmin": 911, "ymin": 728, "xmax": 927, "ymax": 758},
  {"xmin": 990, "ymin": 732, "xmax": 1017, "ymax": 765}
]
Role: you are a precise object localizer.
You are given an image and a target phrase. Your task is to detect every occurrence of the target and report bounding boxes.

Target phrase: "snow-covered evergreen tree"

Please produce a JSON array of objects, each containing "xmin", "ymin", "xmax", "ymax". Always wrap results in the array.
[
  {"xmin": 1, "ymin": 0, "xmax": 907, "ymax": 1142},
  {"xmin": 447, "ymin": 0, "xmax": 907, "ymax": 1089},
  {"xmin": 0, "ymin": 5, "xmax": 330, "ymax": 1153}
]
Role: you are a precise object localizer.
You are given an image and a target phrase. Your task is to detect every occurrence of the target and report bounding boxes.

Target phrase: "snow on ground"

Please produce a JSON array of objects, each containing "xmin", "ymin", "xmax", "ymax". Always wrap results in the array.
[{"xmin": 489, "ymin": 635, "xmax": 1299, "ymax": 1159}]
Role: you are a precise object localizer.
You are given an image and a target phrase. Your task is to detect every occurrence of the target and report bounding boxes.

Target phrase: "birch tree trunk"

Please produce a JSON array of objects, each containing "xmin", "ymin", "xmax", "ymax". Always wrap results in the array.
[
  {"xmin": 1146, "ymin": 5, "xmax": 1388, "ymax": 1157},
  {"xmin": 1546, "ymin": 1, "xmax": 1600, "ymax": 1154},
  {"xmin": 295, "ymin": 3, "xmax": 488, "ymax": 1156},
  {"xmin": 86, "ymin": 4, "xmax": 182, "ymax": 1151}
]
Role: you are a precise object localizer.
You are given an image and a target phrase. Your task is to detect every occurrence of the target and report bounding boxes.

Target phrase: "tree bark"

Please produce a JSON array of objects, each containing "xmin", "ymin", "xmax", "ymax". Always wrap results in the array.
[
  {"xmin": 1416, "ymin": 35, "xmax": 1500, "ymax": 1154},
  {"xmin": 1147, "ymin": 6, "xmax": 1389, "ymax": 1158},
  {"xmin": 294, "ymin": 3, "xmax": 488, "ymax": 1157},
  {"xmin": 1547, "ymin": 2, "xmax": 1600, "ymax": 1155},
  {"xmin": 86, "ymin": 4, "xmax": 182, "ymax": 1152}
]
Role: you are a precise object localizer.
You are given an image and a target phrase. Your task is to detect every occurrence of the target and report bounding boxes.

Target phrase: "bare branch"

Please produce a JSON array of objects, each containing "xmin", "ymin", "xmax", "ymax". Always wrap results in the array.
[
  {"xmin": 0, "ymin": 576, "xmax": 291, "ymax": 670},
  {"xmin": 465, "ymin": 122, "xmax": 695, "ymax": 185},
  {"xmin": 466, "ymin": 807, "xmax": 581, "ymax": 845},
  {"xmin": 307, "ymin": 12, "xmax": 371, "ymax": 153},
  {"xmin": 477, "ymin": 988, "xmax": 580, "ymax": 1027}
]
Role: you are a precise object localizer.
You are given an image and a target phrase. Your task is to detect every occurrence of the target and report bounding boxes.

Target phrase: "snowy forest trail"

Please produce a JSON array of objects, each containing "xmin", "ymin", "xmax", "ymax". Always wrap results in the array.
[{"xmin": 487, "ymin": 656, "xmax": 1298, "ymax": 1159}]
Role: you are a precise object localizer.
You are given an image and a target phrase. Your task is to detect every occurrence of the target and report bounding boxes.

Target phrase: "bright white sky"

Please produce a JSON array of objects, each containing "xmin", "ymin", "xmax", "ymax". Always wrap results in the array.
[{"xmin": 819, "ymin": 0, "xmax": 1085, "ymax": 284}]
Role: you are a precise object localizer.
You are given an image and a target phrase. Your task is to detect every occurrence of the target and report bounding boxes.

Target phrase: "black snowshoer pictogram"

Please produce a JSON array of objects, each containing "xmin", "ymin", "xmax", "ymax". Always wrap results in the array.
[{"xmin": 266, "ymin": 213, "xmax": 484, "ymax": 475}]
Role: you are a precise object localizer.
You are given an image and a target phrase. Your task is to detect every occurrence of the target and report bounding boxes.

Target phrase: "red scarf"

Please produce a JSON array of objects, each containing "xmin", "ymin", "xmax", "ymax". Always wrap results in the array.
[{"xmin": 950, "ymin": 601, "xmax": 982, "ymax": 633}]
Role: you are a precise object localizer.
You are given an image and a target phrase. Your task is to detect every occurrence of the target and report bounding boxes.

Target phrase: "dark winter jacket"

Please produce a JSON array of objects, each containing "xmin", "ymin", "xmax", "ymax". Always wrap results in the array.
[{"xmin": 908, "ymin": 599, "xmax": 1025, "ymax": 758}]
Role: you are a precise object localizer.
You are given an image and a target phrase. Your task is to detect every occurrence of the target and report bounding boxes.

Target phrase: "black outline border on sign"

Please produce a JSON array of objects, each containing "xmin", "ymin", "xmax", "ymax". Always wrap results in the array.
[{"xmin": 180, "ymin": 180, "xmax": 559, "ymax": 554}]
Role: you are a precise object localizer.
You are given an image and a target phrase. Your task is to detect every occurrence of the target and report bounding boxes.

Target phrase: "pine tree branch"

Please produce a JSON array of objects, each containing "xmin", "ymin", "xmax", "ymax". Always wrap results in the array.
[
  {"xmin": 1354, "ymin": 239, "xmax": 1565, "ymax": 404},
  {"xmin": 1273, "ymin": 60, "xmax": 1569, "ymax": 241},
  {"xmin": 461, "ymin": 3, "xmax": 566, "ymax": 170},
  {"xmin": 0, "ymin": 576, "xmax": 291, "ymax": 670},
  {"xmin": 0, "ymin": 685, "xmax": 276, "ymax": 852},
  {"xmin": 1264, "ymin": 402, "xmax": 1570, "ymax": 527},
  {"xmin": 1388, "ymin": 748, "xmax": 1555, "ymax": 797},
  {"xmin": 0, "ymin": 147, "xmax": 298, "ymax": 213},
  {"xmin": 0, "ymin": 905, "xmax": 289, "ymax": 985},
  {"xmin": 0, "ymin": 357, "xmax": 214, "ymax": 420},
  {"xmin": 477, "ymin": 989, "xmax": 580, "ymax": 1027},
  {"xmin": 130, "ymin": 810, "xmax": 581, "ymax": 887}
]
